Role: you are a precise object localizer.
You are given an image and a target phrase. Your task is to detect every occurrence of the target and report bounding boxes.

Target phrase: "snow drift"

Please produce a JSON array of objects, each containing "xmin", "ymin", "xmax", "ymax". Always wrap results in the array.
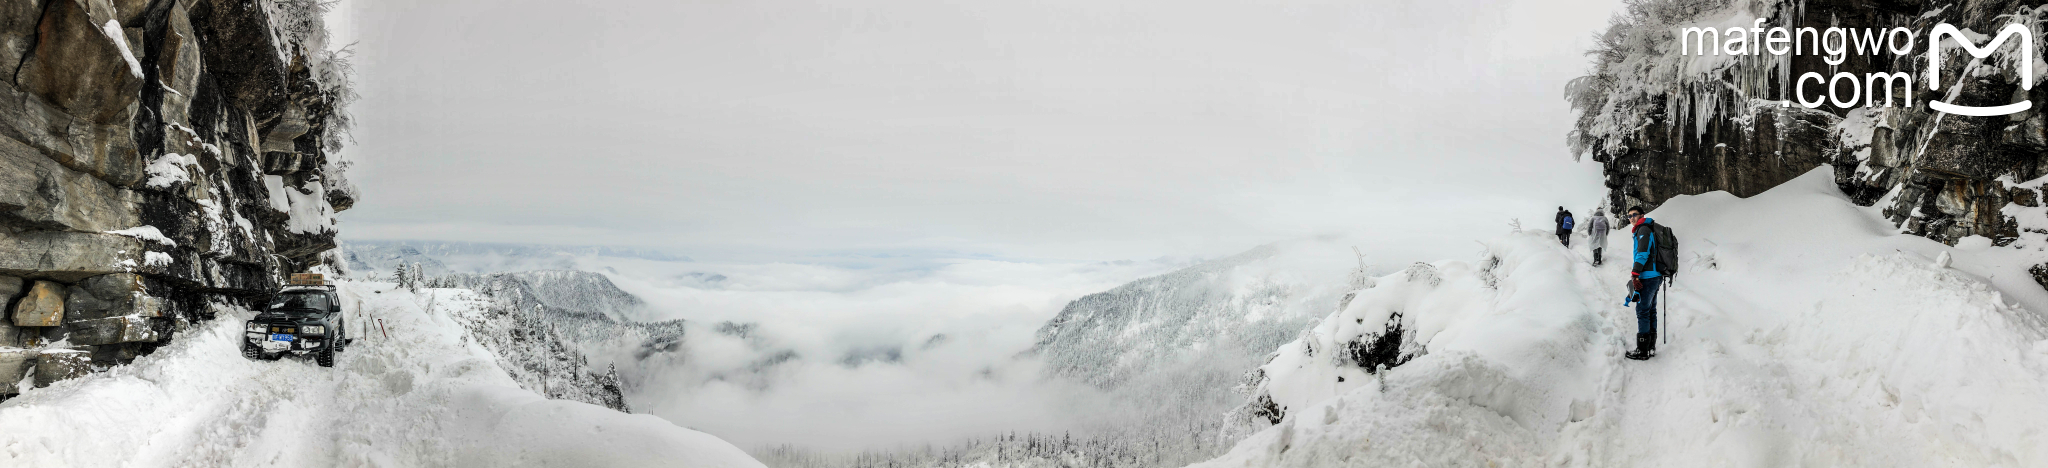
[
  {"xmin": 0, "ymin": 281, "xmax": 763, "ymax": 468},
  {"xmin": 1208, "ymin": 168, "xmax": 2048, "ymax": 467}
]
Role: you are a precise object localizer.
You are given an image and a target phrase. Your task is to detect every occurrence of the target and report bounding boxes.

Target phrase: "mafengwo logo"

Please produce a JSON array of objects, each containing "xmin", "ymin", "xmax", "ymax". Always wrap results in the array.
[{"xmin": 1680, "ymin": 20, "xmax": 2037, "ymax": 117}]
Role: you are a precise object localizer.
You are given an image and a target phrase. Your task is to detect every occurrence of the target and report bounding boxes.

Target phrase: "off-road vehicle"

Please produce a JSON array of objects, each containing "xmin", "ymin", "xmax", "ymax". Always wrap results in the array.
[{"xmin": 243, "ymin": 274, "xmax": 350, "ymax": 367}]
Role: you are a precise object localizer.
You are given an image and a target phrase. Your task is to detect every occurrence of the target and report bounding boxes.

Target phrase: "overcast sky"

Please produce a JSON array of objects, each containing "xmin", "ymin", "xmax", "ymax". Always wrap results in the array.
[{"xmin": 334, "ymin": 0, "xmax": 1620, "ymax": 263}]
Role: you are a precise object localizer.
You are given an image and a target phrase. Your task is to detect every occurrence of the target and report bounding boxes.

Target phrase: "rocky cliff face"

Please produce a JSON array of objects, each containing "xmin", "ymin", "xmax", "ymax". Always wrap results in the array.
[
  {"xmin": 1568, "ymin": 0, "xmax": 2046, "ymax": 251},
  {"xmin": 0, "ymin": 0, "xmax": 354, "ymax": 394}
]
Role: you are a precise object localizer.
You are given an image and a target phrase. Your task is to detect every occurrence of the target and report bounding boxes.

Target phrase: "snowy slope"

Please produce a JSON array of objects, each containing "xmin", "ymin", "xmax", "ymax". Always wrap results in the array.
[
  {"xmin": 1030, "ymin": 242, "xmax": 1359, "ymax": 390},
  {"xmin": 1200, "ymin": 168, "xmax": 2048, "ymax": 467},
  {"xmin": 0, "ymin": 281, "xmax": 763, "ymax": 468},
  {"xmin": 1020, "ymin": 239, "xmax": 1366, "ymax": 463}
]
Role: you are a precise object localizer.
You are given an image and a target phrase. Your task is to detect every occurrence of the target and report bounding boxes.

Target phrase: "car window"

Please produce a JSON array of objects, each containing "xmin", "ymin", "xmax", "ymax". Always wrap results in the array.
[{"xmin": 269, "ymin": 292, "xmax": 332, "ymax": 312}]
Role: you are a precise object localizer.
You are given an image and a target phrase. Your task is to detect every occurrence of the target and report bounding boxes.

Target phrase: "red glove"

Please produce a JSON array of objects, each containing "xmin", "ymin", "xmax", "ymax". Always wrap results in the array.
[{"xmin": 1629, "ymin": 278, "xmax": 1643, "ymax": 292}]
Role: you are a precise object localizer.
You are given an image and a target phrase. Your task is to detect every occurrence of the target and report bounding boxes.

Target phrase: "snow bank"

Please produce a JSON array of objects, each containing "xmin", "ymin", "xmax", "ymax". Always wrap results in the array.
[
  {"xmin": 1199, "ymin": 168, "xmax": 2048, "ymax": 467},
  {"xmin": 1249, "ymin": 233, "xmax": 1603, "ymax": 429},
  {"xmin": 0, "ymin": 282, "xmax": 764, "ymax": 468}
]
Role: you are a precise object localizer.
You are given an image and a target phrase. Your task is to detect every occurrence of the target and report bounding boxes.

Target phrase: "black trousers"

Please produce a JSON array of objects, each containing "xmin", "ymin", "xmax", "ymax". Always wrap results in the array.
[{"xmin": 1557, "ymin": 232, "xmax": 1570, "ymax": 246}]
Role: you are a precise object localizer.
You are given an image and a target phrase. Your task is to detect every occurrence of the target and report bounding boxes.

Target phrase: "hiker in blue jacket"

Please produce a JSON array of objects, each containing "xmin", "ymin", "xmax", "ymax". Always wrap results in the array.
[{"xmin": 1624, "ymin": 206, "xmax": 1663, "ymax": 361}]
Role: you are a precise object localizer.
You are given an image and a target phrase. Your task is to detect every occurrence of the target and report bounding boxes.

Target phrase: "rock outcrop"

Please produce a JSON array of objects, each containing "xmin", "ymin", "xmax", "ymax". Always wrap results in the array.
[
  {"xmin": 0, "ymin": 0, "xmax": 354, "ymax": 395},
  {"xmin": 1567, "ymin": 0, "xmax": 2046, "ymax": 250}
]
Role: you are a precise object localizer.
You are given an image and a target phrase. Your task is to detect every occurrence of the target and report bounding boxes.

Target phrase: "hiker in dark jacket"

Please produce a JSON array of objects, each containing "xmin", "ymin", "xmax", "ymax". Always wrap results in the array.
[
  {"xmin": 1588, "ymin": 210, "xmax": 1610, "ymax": 266},
  {"xmin": 1554, "ymin": 207, "xmax": 1574, "ymax": 247},
  {"xmin": 1624, "ymin": 206, "xmax": 1663, "ymax": 360}
]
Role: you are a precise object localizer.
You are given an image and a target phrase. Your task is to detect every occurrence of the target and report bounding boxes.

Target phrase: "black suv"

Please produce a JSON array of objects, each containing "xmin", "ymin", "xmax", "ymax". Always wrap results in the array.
[{"xmin": 242, "ymin": 286, "xmax": 349, "ymax": 367}]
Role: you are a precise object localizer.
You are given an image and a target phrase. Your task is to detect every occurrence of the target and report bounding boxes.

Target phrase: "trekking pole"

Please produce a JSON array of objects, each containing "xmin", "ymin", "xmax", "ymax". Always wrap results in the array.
[{"xmin": 1661, "ymin": 278, "xmax": 1670, "ymax": 346}]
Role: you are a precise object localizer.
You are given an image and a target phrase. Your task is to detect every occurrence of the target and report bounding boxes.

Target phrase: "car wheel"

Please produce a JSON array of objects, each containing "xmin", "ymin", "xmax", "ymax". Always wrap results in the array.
[
  {"xmin": 242, "ymin": 341, "xmax": 260, "ymax": 360},
  {"xmin": 316, "ymin": 346, "xmax": 334, "ymax": 368}
]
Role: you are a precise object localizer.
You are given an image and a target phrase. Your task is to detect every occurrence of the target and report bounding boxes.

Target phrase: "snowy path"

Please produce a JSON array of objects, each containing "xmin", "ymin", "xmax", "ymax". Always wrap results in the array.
[
  {"xmin": 1198, "ymin": 169, "xmax": 2048, "ymax": 468},
  {"xmin": 0, "ymin": 282, "xmax": 764, "ymax": 468}
]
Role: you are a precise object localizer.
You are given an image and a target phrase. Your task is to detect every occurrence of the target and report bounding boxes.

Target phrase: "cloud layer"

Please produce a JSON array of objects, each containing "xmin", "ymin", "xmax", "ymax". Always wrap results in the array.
[{"xmin": 576, "ymin": 255, "xmax": 1186, "ymax": 450}]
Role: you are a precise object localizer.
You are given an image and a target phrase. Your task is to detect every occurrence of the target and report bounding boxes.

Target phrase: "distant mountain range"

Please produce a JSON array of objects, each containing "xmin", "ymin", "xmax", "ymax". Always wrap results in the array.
[{"xmin": 342, "ymin": 240, "xmax": 691, "ymax": 277}]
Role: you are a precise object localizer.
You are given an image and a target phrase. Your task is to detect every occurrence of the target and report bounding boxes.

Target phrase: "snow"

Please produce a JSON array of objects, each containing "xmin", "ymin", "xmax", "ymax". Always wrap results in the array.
[
  {"xmin": 1199, "ymin": 168, "xmax": 2048, "ymax": 467},
  {"xmin": 262, "ymin": 175, "xmax": 291, "ymax": 213},
  {"xmin": 143, "ymin": 252, "xmax": 173, "ymax": 267},
  {"xmin": 0, "ymin": 282, "xmax": 765, "ymax": 468},
  {"xmin": 262, "ymin": 175, "xmax": 337, "ymax": 235},
  {"xmin": 98, "ymin": 20, "xmax": 142, "ymax": 79},
  {"xmin": 144, "ymin": 153, "xmax": 194, "ymax": 189},
  {"xmin": 104, "ymin": 226, "xmax": 177, "ymax": 248}
]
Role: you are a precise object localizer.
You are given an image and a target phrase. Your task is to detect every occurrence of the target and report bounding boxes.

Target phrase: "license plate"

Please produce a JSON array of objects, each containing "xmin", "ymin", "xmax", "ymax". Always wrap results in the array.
[{"xmin": 270, "ymin": 334, "xmax": 295, "ymax": 342}]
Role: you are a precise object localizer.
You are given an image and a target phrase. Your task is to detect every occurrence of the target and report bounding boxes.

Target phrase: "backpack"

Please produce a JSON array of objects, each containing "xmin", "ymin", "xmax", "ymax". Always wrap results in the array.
[
  {"xmin": 1561, "ymin": 215, "xmax": 1574, "ymax": 230},
  {"xmin": 1651, "ymin": 223, "xmax": 1678, "ymax": 276}
]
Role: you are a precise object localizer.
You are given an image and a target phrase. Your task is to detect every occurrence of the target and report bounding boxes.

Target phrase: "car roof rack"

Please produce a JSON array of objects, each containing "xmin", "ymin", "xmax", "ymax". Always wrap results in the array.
[{"xmin": 283, "ymin": 273, "xmax": 337, "ymax": 291}]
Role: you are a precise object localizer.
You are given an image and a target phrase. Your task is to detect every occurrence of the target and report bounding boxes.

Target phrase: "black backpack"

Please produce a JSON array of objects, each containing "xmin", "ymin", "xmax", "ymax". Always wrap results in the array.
[{"xmin": 1651, "ymin": 223, "xmax": 1678, "ymax": 277}]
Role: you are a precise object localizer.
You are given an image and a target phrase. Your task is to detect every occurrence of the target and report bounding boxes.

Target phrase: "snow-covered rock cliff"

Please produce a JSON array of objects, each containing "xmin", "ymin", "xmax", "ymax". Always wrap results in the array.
[
  {"xmin": 1, "ymin": 0, "xmax": 357, "ymax": 392},
  {"xmin": 1567, "ymin": 0, "xmax": 2048, "ymax": 253}
]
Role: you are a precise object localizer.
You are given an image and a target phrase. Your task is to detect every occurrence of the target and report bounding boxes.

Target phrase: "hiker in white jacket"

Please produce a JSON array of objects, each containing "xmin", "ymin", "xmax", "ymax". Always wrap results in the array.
[{"xmin": 1588, "ymin": 210, "xmax": 1611, "ymax": 266}]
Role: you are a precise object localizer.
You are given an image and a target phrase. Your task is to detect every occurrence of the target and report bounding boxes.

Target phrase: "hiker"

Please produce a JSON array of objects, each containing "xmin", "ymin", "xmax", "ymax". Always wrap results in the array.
[
  {"xmin": 1554, "ymin": 207, "xmax": 1574, "ymax": 247},
  {"xmin": 1588, "ymin": 210, "xmax": 1610, "ymax": 266},
  {"xmin": 1623, "ymin": 206, "xmax": 1676, "ymax": 361}
]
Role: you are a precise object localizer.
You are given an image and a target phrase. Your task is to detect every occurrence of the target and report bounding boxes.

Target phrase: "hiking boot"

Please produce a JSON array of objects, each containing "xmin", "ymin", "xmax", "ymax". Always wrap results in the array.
[{"xmin": 1625, "ymin": 332, "xmax": 1655, "ymax": 360}]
